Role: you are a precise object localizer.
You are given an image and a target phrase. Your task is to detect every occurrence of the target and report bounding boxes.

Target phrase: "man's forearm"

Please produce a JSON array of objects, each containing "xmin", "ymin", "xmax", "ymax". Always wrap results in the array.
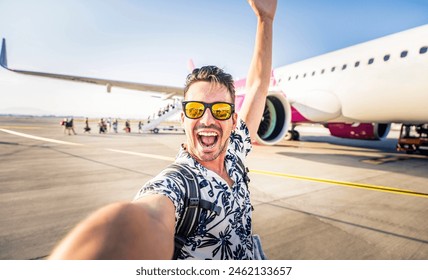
[
  {"xmin": 246, "ymin": 17, "xmax": 274, "ymax": 94},
  {"xmin": 49, "ymin": 200, "xmax": 175, "ymax": 260},
  {"xmin": 240, "ymin": 9, "xmax": 275, "ymax": 139}
]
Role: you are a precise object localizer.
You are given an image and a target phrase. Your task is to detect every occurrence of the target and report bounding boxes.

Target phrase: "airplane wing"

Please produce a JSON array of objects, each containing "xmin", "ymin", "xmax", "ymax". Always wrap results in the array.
[{"xmin": 0, "ymin": 38, "xmax": 184, "ymax": 98}]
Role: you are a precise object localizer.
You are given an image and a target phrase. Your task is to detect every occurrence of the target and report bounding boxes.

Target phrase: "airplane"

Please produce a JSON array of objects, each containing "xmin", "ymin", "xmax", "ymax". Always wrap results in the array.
[{"xmin": 1, "ymin": 24, "xmax": 428, "ymax": 151}]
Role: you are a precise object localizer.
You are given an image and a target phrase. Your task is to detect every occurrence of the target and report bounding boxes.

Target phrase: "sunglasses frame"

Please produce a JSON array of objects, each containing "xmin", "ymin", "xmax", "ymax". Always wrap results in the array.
[{"xmin": 182, "ymin": 101, "xmax": 235, "ymax": 120}]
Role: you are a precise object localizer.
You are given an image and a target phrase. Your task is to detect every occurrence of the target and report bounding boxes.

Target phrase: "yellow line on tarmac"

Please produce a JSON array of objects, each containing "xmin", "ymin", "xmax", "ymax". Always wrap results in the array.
[{"xmin": 251, "ymin": 169, "xmax": 428, "ymax": 199}]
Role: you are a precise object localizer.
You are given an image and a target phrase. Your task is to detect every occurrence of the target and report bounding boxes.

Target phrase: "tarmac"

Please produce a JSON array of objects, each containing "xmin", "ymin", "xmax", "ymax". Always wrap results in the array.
[{"xmin": 1, "ymin": 116, "xmax": 428, "ymax": 260}]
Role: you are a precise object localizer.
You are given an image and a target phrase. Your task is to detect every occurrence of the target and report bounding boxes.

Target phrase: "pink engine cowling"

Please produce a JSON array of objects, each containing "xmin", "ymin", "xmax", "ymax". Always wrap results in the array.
[{"xmin": 327, "ymin": 123, "xmax": 391, "ymax": 140}]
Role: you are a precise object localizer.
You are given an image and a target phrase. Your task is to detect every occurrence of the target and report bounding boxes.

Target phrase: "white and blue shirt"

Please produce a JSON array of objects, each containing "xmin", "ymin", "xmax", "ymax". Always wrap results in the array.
[{"xmin": 134, "ymin": 119, "xmax": 253, "ymax": 259}]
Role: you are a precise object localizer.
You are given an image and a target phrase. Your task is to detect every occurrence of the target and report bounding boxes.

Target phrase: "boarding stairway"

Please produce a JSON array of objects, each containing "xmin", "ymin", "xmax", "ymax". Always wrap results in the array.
[{"xmin": 141, "ymin": 103, "xmax": 182, "ymax": 132}]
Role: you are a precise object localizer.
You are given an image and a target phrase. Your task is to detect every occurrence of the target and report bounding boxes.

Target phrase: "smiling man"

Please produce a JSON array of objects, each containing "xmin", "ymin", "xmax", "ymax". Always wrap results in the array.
[
  {"xmin": 182, "ymin": 69, "xmax": 237, "ymax": 166},
  {"xmin": 49, "ymin": 0, "xmax": 277, "ymax": 260}
]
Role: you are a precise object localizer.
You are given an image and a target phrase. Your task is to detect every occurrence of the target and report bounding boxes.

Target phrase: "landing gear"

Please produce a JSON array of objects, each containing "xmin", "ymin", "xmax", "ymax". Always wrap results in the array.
[{"xmin": 284, "ymin": 126, "xmax": 300, "ymax": 141}]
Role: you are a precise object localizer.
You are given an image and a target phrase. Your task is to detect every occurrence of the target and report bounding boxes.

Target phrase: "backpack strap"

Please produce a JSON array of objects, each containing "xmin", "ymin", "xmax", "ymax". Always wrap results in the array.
[
  {"xmin": 236, "ymin": 156, "xmax": 250, "ymax": 188},
  {"xmin": 162, "ymin": 163, "xmax": 221, "ymax": 259},
  {"xmin": 235, "ymin": 156, "xmax": 254, "ymax": 211}
]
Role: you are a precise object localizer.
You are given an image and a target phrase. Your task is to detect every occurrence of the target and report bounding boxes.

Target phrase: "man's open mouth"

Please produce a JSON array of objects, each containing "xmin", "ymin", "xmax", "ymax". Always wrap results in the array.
[{"xmin": 197, "ymin": 131, "xmax": 219, "ymax": 148}]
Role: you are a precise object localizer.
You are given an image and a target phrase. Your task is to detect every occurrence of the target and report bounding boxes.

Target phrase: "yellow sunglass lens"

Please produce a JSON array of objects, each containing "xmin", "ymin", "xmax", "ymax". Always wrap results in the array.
[
  {"xmin": 212, "ymin": 103, "xmax": 232, "ymax": 120},
  {"xmin": 186, "ymin": 102, "xmax": 205, "ymax": 118}
]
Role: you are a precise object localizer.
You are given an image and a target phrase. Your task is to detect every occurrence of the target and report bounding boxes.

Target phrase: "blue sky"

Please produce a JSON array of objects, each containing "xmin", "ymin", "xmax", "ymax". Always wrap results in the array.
[{"xmin": 1, "ymin": 0, "xmax": 427, "ymax": 118}]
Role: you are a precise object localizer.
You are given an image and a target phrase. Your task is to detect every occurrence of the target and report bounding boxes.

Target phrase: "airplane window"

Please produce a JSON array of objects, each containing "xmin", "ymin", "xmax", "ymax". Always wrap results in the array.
[
  {"xmin": 342, "ymin": 64, "xmax": 347, "ymax": 70},
  {"xmin": 312, "ymin": 71, "xmax": 316, "ymax": 76},
  {"xmin": 384, "ymin": 54, "xmax": 390, "ymax": 61},
  {"xmin": 303, "ymin": 73, "xmax": 307, "ymax": 78},
  {"xmin": 355, "ymin": 61, "xmax": 360, "ymax": 67},
  {"xmin": 400, "ymin": 50, "xmax": 408, "ymax": 58},
  {"xmin": 368, "ymin": 58, "xmax": 374, "ymax": 65},
  {"xmin": 331, "ymin": 67, "xmax": 335, "ymax": 72},
  {"xmin": 321, "ymin": 69, "xmax": 325, "ymax": 74},
  {"xmin": 420, "ymin": 46, "xmax": 427, "ymax": 54},
  {"xmin": 288, "ymin": 76, "xmax": 291, "ymax": 81},
  {"xmin": 295, "ymin": 75, "xmax": 299, "ymax": 79}
]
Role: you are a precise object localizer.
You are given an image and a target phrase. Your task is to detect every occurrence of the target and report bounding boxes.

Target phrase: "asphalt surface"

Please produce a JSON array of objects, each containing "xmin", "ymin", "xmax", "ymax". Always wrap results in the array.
[{"xmin": 1, "ymin": 116, "xmax": 428, "ymax": 260}]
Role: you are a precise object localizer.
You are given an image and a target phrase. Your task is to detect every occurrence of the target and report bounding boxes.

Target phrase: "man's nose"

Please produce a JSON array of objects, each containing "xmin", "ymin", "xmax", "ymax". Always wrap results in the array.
[{"xmin": 200, "ymin": 108, "xmax": 216, "ymax": 126}]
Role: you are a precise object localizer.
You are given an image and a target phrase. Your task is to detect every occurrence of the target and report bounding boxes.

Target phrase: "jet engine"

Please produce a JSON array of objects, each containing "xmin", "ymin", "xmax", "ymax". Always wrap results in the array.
[
  {"xmin": 327, "ymin": 123, "xmax": 391, "ymax": 140},
  {"xmin": 255, "ymin": 91, "xmax": 291, "ymax": 145}
]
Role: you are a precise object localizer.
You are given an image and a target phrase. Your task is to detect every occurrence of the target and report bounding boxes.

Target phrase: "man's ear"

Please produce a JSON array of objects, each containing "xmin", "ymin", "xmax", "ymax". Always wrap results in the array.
[
  {"xmin": 232, "ymin": 112, "xmax": 238, "ymax": 130},
  {"xmin": 180, "ymin": 111, "xmax": 185, "ymax": 125}
]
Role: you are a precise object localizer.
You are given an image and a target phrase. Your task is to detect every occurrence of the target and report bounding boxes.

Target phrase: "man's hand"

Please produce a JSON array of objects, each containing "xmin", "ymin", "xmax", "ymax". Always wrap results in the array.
[
  {"xmin": 248, "ymin": 0, "xmax": 277, "ymax": 22},
  {"xmin": 48, "ymin": 195, "xmax": 175, "ymax": 260}
]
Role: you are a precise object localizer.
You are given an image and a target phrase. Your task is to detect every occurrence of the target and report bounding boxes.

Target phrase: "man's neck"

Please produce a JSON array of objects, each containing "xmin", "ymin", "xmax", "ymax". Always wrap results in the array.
[
  {"xmin": 198, "ymin": 155, "xmax": 225, "ymax": 176},
  {"xmin": 182, "ymin": 143, "xmax": 232, "ymax": 187},
  {"xmin": 198, "ymin": 154, "xmax": 234, "ymax": 188}
]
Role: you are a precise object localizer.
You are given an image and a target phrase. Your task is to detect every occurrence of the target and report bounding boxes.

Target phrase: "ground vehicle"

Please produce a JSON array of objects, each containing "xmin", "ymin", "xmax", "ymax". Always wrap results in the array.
[
  {"xmin": 396, "ymin": 124, "xmax": 428, "ymax": 155},
  {"xmin": 151, "ymin": 125, "xmax": 184, "ymax": 134}
]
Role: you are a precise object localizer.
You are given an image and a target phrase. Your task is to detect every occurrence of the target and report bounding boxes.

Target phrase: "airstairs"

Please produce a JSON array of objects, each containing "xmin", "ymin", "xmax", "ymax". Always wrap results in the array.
[{"xmin": 141, "ymin": 103, "xmax": 182, "ymax": 133}]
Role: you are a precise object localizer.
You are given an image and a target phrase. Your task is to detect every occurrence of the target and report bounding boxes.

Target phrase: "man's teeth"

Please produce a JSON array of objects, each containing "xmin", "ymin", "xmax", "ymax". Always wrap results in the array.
[
  {"xmin": 197, "ymin": 131, "xmax": 218, "ymax": 148},
  {"xmin": 198, "ymin": 132, "xmax": 218, "ymax": 136}
]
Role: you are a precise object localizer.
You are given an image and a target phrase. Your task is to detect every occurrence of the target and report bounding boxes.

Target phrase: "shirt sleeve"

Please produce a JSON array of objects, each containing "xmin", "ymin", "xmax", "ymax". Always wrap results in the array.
[
  {"xmin": 231, "ymin": 118, "xmax": 253, "ymax": 160},
  {"xmin": 133, "ymin": 173, "xmax": 184, "ymax": 227}
]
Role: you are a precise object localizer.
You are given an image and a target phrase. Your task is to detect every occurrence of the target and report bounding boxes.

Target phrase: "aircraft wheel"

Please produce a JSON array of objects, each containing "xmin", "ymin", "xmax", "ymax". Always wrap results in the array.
[
  {"xmin": 292, "ymin": 130, "xmax": 300, "ymax": 141},
  {"xmin": 284, "ymin": 130, "xmax": 293, "ymax": 141},
  {"xmin": 284, "ymin": 130, "xmax": 300, "ymax": 141},
  {"xmin": 153, "ymin": 128, "xmax": 159, "ymax": 134}
]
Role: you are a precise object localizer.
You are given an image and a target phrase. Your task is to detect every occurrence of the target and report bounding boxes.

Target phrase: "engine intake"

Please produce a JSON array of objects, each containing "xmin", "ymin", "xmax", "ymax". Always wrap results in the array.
[{"xmin": 256, "ymin": 91, "xmax": 291, "ymax": 145}]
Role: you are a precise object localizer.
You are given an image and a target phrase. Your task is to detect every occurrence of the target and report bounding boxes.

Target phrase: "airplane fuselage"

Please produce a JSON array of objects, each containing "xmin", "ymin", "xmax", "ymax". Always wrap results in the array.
[{"xmin": 274, "ymin": 24, "xmax": 428, "ymax": 124}]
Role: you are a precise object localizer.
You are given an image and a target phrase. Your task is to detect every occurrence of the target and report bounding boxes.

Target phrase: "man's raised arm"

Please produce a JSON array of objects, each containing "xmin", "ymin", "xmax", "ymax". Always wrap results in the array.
[{"xmin": 239, "ymin": 0, "xmax": 277, "ymax": 141}]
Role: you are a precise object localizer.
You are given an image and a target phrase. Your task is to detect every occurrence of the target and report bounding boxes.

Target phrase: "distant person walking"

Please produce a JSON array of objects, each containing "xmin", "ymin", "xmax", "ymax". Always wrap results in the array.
[
  {"xmin": 98, "ymin": 118, "xmax": 107, "ymax": 134},
  {"xmin": 61, "ymin": 118, "xmax": 67, "ymax": 134},
  {"xmin": 113, "ymin": 119, "xmax": 118, "ymax": 133},
  {"xmin": 84, "ymin": 117, "xmax": 91, "ymax": 133},
  {"xmin": 64, "ymin": 117, "xmax": 77, "ymax": 135},
  {"xmin": 107, "ymin": 117, "xmax": 112, "ymax": 132},
  {"xmin": 138, "ymin": 121, "xmax": 143, "ymax": 133},
  {"xmin": 124, "ymin": 120, "xmax": 131, "ymax": 133},
  {"xmin": 69, "ymin": 118, "xmax": 77, "ymax": 135}
]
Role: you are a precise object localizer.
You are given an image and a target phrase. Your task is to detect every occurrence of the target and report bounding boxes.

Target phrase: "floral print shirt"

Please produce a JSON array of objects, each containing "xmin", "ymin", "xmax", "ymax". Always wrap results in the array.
[{"xmin": 134, "ymin": 119, "xmax": 253, "ymax": 259}]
